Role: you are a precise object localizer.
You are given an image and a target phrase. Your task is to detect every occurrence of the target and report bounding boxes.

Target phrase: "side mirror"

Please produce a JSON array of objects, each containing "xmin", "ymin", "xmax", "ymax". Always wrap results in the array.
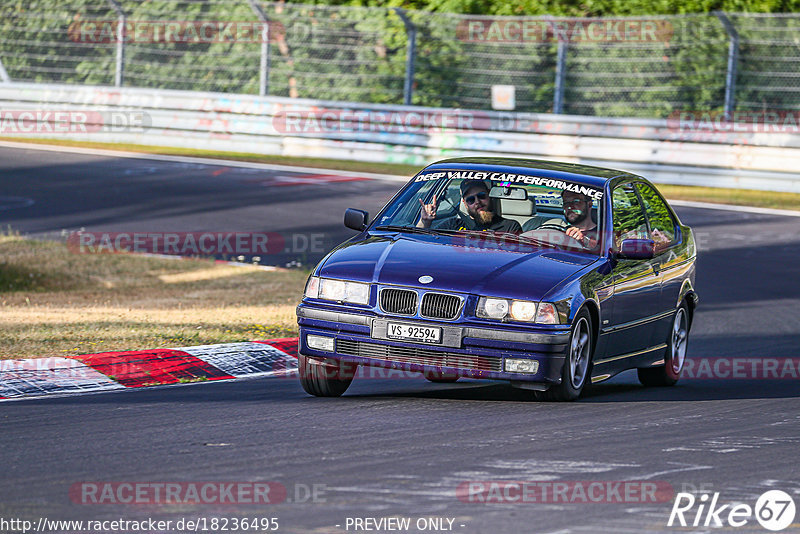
[
  {"xmin": 618, "ymin": 238, "xmax": 655, "ymax": 260},
  {"xmin": 344, "ymin": 208, "xmax": 368, "ymax": 231}
]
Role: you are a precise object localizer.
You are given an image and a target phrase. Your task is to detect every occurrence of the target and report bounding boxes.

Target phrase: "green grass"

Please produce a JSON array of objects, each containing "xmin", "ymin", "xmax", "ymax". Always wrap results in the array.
[{"xmin": 3, "ymin": 137, "xmax": 799, "ymax": 211}]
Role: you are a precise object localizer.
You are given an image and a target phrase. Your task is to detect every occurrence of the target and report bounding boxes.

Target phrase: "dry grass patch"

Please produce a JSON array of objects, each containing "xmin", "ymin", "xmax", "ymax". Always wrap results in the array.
[{"xmin": 0, "ymin": 234, "xmax": 307, "ymax": 359}]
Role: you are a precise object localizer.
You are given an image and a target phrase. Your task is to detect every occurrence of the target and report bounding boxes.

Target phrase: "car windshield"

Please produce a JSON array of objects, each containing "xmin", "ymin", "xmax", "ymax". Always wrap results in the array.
[{"xmin": 371, "ymin": 170, "xmax": 605, "ymax": 255}]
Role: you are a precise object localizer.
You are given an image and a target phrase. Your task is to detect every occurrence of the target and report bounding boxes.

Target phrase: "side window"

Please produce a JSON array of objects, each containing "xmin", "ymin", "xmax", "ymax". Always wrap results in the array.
[
  {"xmin": 612, "ymin": 185, "xmax": 648, "ymax": 249},
  {"xmin": 636, "ymin": 183, "xmax": 677, "ymax": 251}
]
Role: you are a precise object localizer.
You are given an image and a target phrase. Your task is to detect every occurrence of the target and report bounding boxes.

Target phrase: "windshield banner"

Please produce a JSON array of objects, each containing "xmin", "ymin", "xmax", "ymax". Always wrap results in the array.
[{"xmin": 414, "ymin": 171, "xmax": 603, "ymax": 200}]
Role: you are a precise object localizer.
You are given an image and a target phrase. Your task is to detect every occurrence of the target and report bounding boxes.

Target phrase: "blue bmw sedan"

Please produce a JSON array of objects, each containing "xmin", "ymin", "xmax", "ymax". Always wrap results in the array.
[{"xmin": 296, "ymin": 158, "xmax": 698, "ymax": 401}]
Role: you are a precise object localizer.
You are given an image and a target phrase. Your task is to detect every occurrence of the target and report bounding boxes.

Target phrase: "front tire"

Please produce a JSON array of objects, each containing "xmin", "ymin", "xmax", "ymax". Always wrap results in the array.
[
  {"xmin": 638, "ymin": 301, "xmax": 690, "ymax": 387},
  {"xmin": 298, "ymin": 354, "xmax": 356, "ymax": 397},
  {"xmin": 535, "ymin": 309, "xmax": 593, "ymax": 402}
]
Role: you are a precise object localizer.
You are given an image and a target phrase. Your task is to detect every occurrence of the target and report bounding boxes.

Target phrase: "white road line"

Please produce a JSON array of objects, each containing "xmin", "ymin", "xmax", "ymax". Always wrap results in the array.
[
  {"xmin": 0, "ymin": 195, "xmax": 35, "ymax": 211},
  {"xmin": 627, "ymin": 462, "xmax": 713, "ymax": 480},
  {"xmin": 0, "ymin": 140, "xmax": 409, "ymax": 182}
]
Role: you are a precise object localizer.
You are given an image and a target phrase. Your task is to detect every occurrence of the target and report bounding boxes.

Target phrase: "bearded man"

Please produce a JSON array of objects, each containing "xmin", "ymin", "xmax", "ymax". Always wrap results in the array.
[
  {"xmin": 560, "ymin": 191, "xmax": 599, "ymax": 250},
  {"xmin": 417, "ymin": 180, "xmax": 521, "ymax": 233}
]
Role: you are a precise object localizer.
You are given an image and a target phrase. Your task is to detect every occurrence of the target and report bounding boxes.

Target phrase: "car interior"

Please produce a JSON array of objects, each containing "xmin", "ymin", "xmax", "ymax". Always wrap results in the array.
[{"xmin": 441, "ymin": 181, "xmax": 597, "ymax": 233}]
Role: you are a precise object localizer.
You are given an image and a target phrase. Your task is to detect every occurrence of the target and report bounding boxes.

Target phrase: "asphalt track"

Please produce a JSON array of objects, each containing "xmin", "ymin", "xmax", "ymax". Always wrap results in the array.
[{"xmin": 2, "ymin": 144, "xmax": 800, "ymax": 533}]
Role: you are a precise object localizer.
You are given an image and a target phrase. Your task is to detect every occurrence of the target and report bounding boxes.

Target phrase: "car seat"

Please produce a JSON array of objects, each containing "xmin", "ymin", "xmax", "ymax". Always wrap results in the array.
[
  {"xmin": 497, "ymin": 197, "xmax": 540, "ymax": 230},
  {"xmin": 510, "ymin": 199, "xmax": 550, "ymax": 232}
]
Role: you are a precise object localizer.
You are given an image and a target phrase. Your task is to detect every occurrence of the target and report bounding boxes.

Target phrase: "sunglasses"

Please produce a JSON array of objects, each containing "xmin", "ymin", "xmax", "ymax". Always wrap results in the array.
[
  {"xmin": 563, "ymin": 198, "xmax": 587, "ymax": 207},
  {"xmin": 464, "ymin": 191, "xmax": 488, "ymax": 205}
]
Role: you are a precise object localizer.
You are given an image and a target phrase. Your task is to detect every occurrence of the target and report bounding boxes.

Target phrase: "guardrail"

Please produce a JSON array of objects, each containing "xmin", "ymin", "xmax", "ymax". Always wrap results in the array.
[{"xmin": 1, "ymin": 82, "xmax": 798, "ymax": 193}]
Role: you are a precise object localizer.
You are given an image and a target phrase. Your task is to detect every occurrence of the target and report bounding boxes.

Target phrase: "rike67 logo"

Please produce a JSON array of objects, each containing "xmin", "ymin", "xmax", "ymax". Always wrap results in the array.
[{"xmin": 668, "ymin": 490, "xmax": 796, "ymax": 531}]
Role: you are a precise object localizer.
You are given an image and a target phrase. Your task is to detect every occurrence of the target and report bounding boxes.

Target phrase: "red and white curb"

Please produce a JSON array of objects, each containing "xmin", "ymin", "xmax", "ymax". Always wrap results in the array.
[{"xmin": 0, "ymin": 339, "xmax": 298, "ymax": 401}]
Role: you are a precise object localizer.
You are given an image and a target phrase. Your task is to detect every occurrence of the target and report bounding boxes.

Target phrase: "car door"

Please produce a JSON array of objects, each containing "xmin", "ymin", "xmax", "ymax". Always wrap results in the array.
[
  {"xmin": 635, "ymin": 182, "xmax": 684, "ymax": 346},
  {"xmin": 603, "ymin": 183, "xmax": 664, "ymax": 362}
]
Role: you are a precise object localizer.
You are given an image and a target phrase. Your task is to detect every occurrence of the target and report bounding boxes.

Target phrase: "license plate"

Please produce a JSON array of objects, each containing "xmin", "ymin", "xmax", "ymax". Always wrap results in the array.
[{"xmin": 386, "ymin": 322, "xmax": 442, "ymax": 344}]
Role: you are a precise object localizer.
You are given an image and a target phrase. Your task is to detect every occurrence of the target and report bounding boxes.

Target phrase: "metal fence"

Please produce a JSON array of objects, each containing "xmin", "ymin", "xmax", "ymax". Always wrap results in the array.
[{"xmin": 1, "ymin": 1, "xmax": 799, "ymax": 118}]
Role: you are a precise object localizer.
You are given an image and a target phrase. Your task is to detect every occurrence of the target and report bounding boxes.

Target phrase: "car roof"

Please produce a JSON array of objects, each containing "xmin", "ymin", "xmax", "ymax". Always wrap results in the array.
[{"xmin": 423, "ymin": 157, "xmax": 637, "ymax": 190}]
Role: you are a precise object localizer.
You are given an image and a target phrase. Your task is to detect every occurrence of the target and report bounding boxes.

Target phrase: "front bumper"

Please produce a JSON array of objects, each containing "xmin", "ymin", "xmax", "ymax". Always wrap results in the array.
[{"xmin": 297, "ymin": 304, "xmax": 570, "ymax": 384}]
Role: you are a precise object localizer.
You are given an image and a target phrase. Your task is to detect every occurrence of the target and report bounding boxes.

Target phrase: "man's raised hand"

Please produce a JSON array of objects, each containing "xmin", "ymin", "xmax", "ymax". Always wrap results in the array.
[{"xmin": 417, "ymin": 195, "xmax": 438, "ymax": 228}]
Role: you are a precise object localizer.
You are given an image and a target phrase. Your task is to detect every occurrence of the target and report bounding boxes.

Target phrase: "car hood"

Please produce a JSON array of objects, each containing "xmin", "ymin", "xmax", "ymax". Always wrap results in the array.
[{"xmin": 317, "ymin": 233, "xmax": 596, "ymax": 301}]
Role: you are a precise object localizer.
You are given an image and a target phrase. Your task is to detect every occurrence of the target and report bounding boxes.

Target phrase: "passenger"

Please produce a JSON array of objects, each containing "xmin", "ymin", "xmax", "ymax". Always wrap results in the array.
[
  {"xmin": 417, "ymin": 180, "xmax": 521, "ymax": 233},
  {"xmin": 522, "ymin": 190, "xmax": 598, "ymax": 250}
]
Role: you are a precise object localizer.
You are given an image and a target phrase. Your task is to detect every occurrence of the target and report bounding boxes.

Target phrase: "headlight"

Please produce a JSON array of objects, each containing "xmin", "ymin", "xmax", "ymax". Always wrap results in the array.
[
  {"xmin": 345, "ymin": 281, "xmax": 370, "ymax": 304},
  {"xmin": 510, "ymin": 300, "xmax": 537, "ymax": 322},
  {"xmin": 476, "ymin": 297, "xmax": 563, "ymax": 324},
  {"xmin": 313, "ymin": 278, "xmax": 371, "ymax": 305},
  {"xmin": 320, "ymin": 279, "xmax": 346, "ymax": 301},
  {"xmin": 477, "ymin": 297, "xmax": 509, "ymax": 319}
]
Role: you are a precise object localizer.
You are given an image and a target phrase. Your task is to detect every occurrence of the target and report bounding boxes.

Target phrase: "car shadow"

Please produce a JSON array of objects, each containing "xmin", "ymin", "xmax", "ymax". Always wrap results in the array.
[{"xmin": 342, "ymin": 373, "xmax": 800, "ymax": 403}]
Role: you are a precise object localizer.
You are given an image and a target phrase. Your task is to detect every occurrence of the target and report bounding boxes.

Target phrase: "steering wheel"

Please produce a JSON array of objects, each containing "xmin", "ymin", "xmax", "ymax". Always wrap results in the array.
[
  {"xmin": 535, "ymin": 222, "xmax": 571, "ymax": 232},
  {"xmin": 520, "ymin": 219, "xmax": 587, "ymax": 249}
]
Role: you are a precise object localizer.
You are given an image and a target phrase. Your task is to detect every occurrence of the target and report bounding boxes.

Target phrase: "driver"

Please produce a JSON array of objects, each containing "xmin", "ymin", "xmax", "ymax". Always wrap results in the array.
[
  {"xmin": 560, "ymin": 191, "xmax": 599, "ymax": 250},
  {"xmin": 521, "ymin": 190, "xmax": 598, "ymax": 250},
  {"xmin": 417, "ymin": 180, "xmax": 521, "ymax": 233}
]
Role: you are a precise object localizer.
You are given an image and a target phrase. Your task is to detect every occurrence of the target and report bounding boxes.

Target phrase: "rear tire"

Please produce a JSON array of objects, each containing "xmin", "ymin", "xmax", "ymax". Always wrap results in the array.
[
  {"xmin": 535, "ymin": 308, "xmax": 593, "ymax": 402},
  {"xmin": 298, "ymin": 354, "xmax": 355, "ymax": 397},
  {"xmin": 638, "ymin": 301, "xmax": 690, "ymax": 387}
]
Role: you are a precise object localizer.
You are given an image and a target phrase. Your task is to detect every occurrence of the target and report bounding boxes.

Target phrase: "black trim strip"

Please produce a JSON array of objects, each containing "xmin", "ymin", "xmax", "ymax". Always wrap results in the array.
[
  {"xmin": 297, "ymin": 306, "xmax": 372, "ymax": 326},
  {"xmin": 594, "ymin": 343, "xmax": 667, "ymax": 365},
  {"xmin": 464, "ymin": 327, "xmax": 569, "ymax": 345},
  {"xmin": 600, "ymin": 309, "xmax": 674, "ymax": 334}
]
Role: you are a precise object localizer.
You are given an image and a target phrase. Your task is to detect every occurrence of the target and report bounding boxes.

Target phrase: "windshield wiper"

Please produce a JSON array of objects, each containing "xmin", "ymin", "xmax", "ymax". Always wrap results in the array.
[
  {"xmin": 373, "ymin": 226, "xmax": 557, "ymax": 249},
  {"xmin": 373, "ymin": 225, "xmax": 442, "ymax": 235},
  {"xmin": 505, "ymin": 233, "xmax": 559, "ymax": 249},
  {"xmin": 448, "ymin": 230, "xmax": 559, "ymax": 250}
]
